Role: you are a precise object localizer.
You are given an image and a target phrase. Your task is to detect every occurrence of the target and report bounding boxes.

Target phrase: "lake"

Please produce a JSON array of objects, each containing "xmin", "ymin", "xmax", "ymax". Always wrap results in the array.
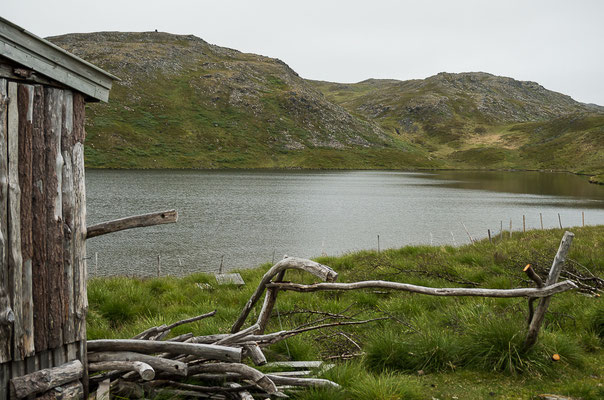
[{"xmin": 85, "ymin": 170, "xmax": 604, "ymax": 277}]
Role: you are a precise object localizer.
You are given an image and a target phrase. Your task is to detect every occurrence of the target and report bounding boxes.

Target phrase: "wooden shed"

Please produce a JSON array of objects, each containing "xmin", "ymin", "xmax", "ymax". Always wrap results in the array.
[{"xmin": 0, "ymin": 17, "xmax": 117, "ymax": 399}]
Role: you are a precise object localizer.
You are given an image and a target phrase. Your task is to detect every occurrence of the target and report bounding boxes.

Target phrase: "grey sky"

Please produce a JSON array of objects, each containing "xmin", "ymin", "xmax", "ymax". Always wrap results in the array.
[{"xmin": 4, "ymin": 0, "xmax": 604, "ymax": 105}]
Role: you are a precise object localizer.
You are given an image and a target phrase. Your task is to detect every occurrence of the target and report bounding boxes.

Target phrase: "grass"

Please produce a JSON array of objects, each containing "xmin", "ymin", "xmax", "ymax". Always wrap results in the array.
[{"xmin": 88, "ymin": 226, "xmax": 604, "ymax": 399}]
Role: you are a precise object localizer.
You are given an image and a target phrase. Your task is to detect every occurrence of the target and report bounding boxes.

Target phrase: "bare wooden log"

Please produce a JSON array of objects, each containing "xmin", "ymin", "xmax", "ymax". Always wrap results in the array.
[
  {"xmin": 9, "ymin": 359, "xmax": 83, "ymax": 399},
  {"xmin": 18, "ymin": 83, "xmax": 35, "ymax": 357},
  {"xmin": 86, "ymin": 210, "xmax": 178, "ymax": 239},
  {"xmin": 525, "ymin": 231, "xmax": 574, "ymax": 349},
  {"xmin": 226, "ymin": 383, "xmax": 254, "ymax": 400},
  {"xmin": 215, "ymin": 323, "xmax": 260, "ymax": 346},
  {"xmin": 266, "ymin": 374, "xmax": 340, "ymax": 389},
  {"xmin": 167, "ymin": 332, "xmax": 193, "ymax": 342},
  {"xmin": 523, "ymin": 264, "xmax": 543, "ymax": 288},
  {"xmin": 0, "ymin": 79, "xmax": 12, "ymax": 363},
  {"xmin": 87, "ymin": 339, "xmax": 242, "ymax": 363},
  {"xmin": 146, "ymin": 381, "xmax": 256, "ymax": 394},
  {"xmin": 266, "ymin": 280, "xmax": 577, "ymax": 298},
  {"xmin": 36, "ymin": 381, "xmax": 83, "ymax": 400},
  {"xmin": 187, "ymin": 363, "xmax": 283, "ymax": 397},
  {"xmin": 87, "ymin": 351, "xmax": 187, "ymax": 376},
  {"xmin": 231, "ymin": 256, "xmax": 338, "ymax": 333},
  {"xmin": 8, "ymin": 81, "xmax": 25, "ymax": 360},
  {"xmin": 89, "ymin": 361, "xmax": 155, "ymax": 381},
  {"xmin": 257, "ymin": 270, "xmax": 286, "ymax": 334},
  {"xmin": 243, "ymin": 343, "xmax": 267, "ymax": 366}
]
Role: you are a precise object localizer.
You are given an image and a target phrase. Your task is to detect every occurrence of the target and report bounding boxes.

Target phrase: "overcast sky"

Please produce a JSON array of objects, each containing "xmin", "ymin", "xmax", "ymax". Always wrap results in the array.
[{"xmin": 4, "ymin": 0, "xmax": 604, "ymax": 105}]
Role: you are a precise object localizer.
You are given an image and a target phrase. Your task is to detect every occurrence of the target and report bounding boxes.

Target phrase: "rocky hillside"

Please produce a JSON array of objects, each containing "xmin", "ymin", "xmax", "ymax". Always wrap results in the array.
[
  {"xmin": 48, "ymin": 32, "xmax": 432, "ymax": 169},
  {"xmin": 47, "ymin": 32, "xmax": 603, "ymax": 177}
]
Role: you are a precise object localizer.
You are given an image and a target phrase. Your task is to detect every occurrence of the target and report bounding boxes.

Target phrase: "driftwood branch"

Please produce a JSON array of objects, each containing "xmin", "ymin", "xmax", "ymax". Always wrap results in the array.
[
  {"xmin": 525, "ymin": 231, "xmax": 574, "ymax": 349},
  {"xmin": 187, "ymin": 363, "xmax": 285, "ymax": 397},
  {"xmin": 133, "ymin": 310, "xmax": 216, "ymax": 340},
  {"xmin": 87, "ymin": 351, "xmax": 187, "ymax": 376},
  {"xmin": 10, "ymin": 360, "xmax": 83, "ymax": 399},
  {"xmin": 266, "ymin": 280, "xmax": 577, "ymax": 298},
  {"xmin": 243, "ymin": 343, "xmax": 267, "ymax": 366},
  {"xmin": 87, "ymin": 340, "xmax": 241, "ymax": 363},
  {"xmin": 523, "ymin": 264, "xmax": 544, "ymax": 287},
  {"xmin": 86, "ymin": 209, "xmax": 178, "ymax": 239},
  {"xmin": 89, "ymin": 361, "xmax": 155, "ymax": 381},
  {"xmin": 266, "ymin": 374, "xmax": 340, "ymax": 389},
  {"xmin": 231, "ymin": 256, "xmax": 338, "ymax": 333}
]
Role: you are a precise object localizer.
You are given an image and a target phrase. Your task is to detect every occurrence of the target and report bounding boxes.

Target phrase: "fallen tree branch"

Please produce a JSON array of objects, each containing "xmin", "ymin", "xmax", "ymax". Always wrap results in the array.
[
  {"xmin": 86, "ymin": 209, "xmax": 178, "ymax": 239},
  {"xmin": 231, "ymin": 256, "xmax": 338, "ymax": 333},
  {"xmin": 133, "ymin": 310, "xmax": 216, "ymax": 340},
  {"xmin": 10, "ymin": 360, "xmax": 83, "ymax": 399},
  {"xmin": 266, "ymin": 280, "xmax": 577, "ymax": 298},
  {"xmin": 187, "ymin": 363, "xmax": 285, "ymax": 397}
]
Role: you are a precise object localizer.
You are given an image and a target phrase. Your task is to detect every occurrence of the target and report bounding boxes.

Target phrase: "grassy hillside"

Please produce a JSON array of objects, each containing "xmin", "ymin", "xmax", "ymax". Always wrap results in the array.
[
  {"xmin": 88, "ymin": 226, "xmax": 604, "ymax": 399},
  {"xmin": 48, "ymin": 32, "xmax": 435, "ymax": 170},
  {"xmin": 47, "ymin": 33, "xmax": 604, "ymax": 180}
]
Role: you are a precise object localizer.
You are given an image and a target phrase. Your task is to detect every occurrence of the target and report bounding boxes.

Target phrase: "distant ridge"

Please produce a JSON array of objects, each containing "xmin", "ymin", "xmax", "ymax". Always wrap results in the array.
[{"xmin": 48, "ymin": 32, "xmax": 603, "ymax": 180}]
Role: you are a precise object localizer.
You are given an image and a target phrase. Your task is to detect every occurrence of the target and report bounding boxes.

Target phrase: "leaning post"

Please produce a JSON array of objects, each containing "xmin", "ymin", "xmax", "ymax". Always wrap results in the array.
[{"xmin": 524, "ymin": 231, "xmax": 574, "ymax": 349}]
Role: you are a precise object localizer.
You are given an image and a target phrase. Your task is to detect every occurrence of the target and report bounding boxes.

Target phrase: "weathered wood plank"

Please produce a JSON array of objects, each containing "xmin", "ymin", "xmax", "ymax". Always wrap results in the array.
[
  {"xmin": 44, "ymin": 87, "xmax": 64, "ymax": 350},
  {"xmin": 60, "ymin": 90, "xmax": 75, "ymax": 344},
  {"xmin": 7, "ymin": 80, "xmax": 25, "ymax": 360},
  {"xmin": 0, "ymin": 78, "xmax": 12, "ymax": 363},
  {"xmin": 17, "ymin": 83, "xmax": 35, "ymax": 358},
  {"xmin": 71, "ymin": 93, "xmax": 86, "ymax": 343},
  {"xmin": 9, "ymin": 359, "xmax": 83, "ymax": 399},
  {"xmin": 31, "ymin": 85, "xmax": 48, "ymax": 352}
]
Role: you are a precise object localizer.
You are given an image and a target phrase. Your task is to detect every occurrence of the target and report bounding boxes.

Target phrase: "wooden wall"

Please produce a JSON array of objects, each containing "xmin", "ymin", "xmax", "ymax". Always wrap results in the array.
[{"xmin": 0, "ymin": 77, "xmax": 88, "ymax": 399}]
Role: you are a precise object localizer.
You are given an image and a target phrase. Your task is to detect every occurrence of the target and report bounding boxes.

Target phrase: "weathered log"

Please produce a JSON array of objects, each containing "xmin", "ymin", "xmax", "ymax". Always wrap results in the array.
[
  {"xmin": 87, "ymin": 340, "xmax": 242, "ymax": 363},
  {"xmin": 9, "ymin": 359, "xmax": 83, "ymax": 399},
  {"xmin": 187, "ymin": 363, "xmax": 283, "ymax": 397},
  {"xmin": 525, "ymin": 231, "xmax": 574, "ymax": 349},
  {"xmin": 257, "ymin": 270, "xmax": 286, "ymax": 334},
  {"xmin": 89, "ymin": 361, "xmax": 155, "ymax": 381},
  {"xmin": 215, "ymin": 323, "xmax": 260, "ymax": 346},
  {"xmin": 146, "ymin": 380, "xmax": 256, "ymax": 394},
  {"xmin": 86, "ymin": 210, "xmax": 178, "ymax": 239},
  {"xmin": 226, "ymin": 383, "xmax": 254, "ymax": 400},
  {"xmin": 36, "ymin": 381, "xmax": 83, "ymax": 400},
  {"xmin": 243, "ymin": 343, "xmax": 267, "ymax": 366},
  {"xmin": 266, "ymin": 280, "xmax": 577, "ymax": 298},
  {"xmin": 231, "ymin": 256, "xmax": 338, "ymax": 333},
  {"xmin": 167, "ymin": 332, "xmax": 193, "ymax": 342},
  {"xmin": 87, "ymin": 351, "xmax": 187, "ymax": 376},
  {"xmin": 18, "ymin": 83, "xmax": 35, "ymax": 357},
  {"xmin": 266, "ymin": 374, "xmax": 340, "ymax": 389},
  {"xmin": 524, "ymin": 264, "xmax": 543, "ymax": 288}
]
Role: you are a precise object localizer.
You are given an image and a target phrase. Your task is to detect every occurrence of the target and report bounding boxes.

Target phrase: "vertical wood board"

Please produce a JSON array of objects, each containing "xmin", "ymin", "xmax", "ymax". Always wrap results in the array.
[
  {"xmin": 32, "ymin": 84, "xmax": 48, "ymax": 352},
  {"xmin": 43, "ymin": 87, "xmax": 64, "ymax": 349},
  {"xmin": 0, "ymin": 78, "xmax": 11, "ymax": 364},
  {"xmin": 7, "ymin": 81, "xmax": 24, "ymax": 360},
  {"xmin": 17, "ymin": 83, "xmax": 35, "ymax": 357}
]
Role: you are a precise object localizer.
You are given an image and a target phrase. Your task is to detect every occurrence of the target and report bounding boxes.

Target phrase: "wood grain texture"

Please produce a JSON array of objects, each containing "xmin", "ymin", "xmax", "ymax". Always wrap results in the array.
[
  {"xmin": 0, "ymin": 78, "xmax": 12, "ymax": 363},
  {"xmin": 31, "ymin": 84, "xmax": 48, "ymax": 352},
  {"xmin": 61, "ymin": 90, "xmax": 75, "ymax": 344},
  {"xmin": 17, "ymin": 83, "xmax": 35, "ymax": 357},
  {"xmin": 7, "ymin": 81, "xmax": 25, "ymax": 360},
  {"xmin": 9, "ymin": 359, "xmax": 83, "ymax": 399},
  {"xmin": 44, "ymin": 87, "xmax": 65, "ymax": 349},
  {"xmin": 86, "ymin": 209, "xmax": 178, "ymax": 239},
  {"xmin": 36, "ymin": 381, "xmax": 83, "ymax": 400}
]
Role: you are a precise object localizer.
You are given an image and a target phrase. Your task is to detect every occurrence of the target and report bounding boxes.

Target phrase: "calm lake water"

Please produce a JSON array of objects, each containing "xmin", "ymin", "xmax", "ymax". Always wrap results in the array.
[{"xmin": 85, "ymin": 170, "xmax": 604, "ymax": 277}]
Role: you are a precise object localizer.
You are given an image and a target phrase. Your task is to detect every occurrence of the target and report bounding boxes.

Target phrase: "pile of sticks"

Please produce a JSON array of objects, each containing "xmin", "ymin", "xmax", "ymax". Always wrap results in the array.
[{"xmin": 87, "ymin": 257, "xmax": 348, "ymax": 399}]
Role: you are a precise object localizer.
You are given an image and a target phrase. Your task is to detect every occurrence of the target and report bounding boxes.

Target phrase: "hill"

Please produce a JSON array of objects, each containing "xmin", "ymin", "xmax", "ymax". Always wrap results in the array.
[
  {"xmin": 48, "ymin": 32, "xmax": 435, "ymax": 170},
  {"xmin": 47, "ymin": 32, "xmax": 603, "ymax": 178}
]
